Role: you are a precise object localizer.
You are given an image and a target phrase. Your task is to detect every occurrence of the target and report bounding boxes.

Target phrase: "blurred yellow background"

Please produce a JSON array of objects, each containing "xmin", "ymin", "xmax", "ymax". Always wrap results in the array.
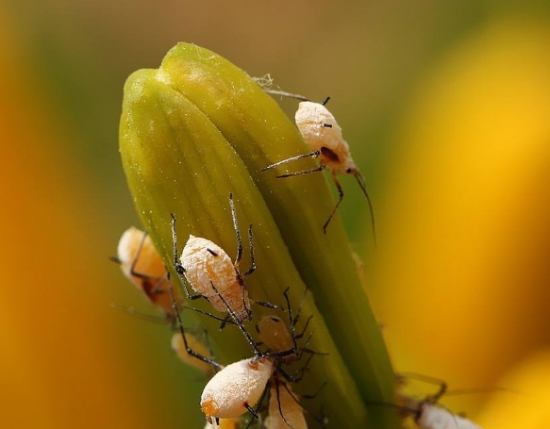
[{"xmin": 1, "ymin": 1, "xmax": 549, "ymax": 428}]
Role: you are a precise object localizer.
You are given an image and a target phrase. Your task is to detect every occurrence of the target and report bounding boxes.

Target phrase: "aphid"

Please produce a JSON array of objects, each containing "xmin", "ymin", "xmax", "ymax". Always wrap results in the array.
[
  {"xmin": 256, "ymin": 289, "xmax": 314, "ymax": 364},
  {"xmin": 201, "ymin": 355, "xmax": 276, "ymax": 421},
  {"xmin": 413, "ymin": 403, "xmax": 481, "ymax": 429},
  {"xmin": 199, "ymin": 283, "xmax": 311, "ymax": 425},
  {"xmin": 111, "ymin": 227, "xmax": 175, "ymax": 319},
  {"xmin": 263, "ymin": 98, "xmax": 376, "ymax": 238},
  {"xmin": 264, "ymin": 376, "xmax": 307, "ymax": 429},
  {"xmin": 171, "ymin": 193, "xmax": 256, "ymax": 322},
  {"xmin": 171, "ymin": 330, "xmax": 216, "ymax": 376},
  {"xmin": 397, "ymin": 374, "xmax": 483, "ymax": 429}
]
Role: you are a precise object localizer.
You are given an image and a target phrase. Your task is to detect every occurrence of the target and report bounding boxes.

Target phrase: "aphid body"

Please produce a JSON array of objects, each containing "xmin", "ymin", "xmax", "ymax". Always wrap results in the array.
[
  {"xmin": 264, "ymin": 379, "xmax": 307, "ymax": 429},
  {"xmin": 179, "ymin": 234, "xmax": 250, "ymax": 322},
  {"xmin": 201, "ymin": 356, "xmax": 275, "ymax": 421},
  {"xmin": 258, "ymin": 316, "xmax": 295, "ymax": 357},
  {"xmin": 115, "ymin": 227, "xmax": 174, "ymax": 319},
  {"xmin": 263, "ymin": 99, "xmax": 376, "ymax": 236},
  {"xmin": 171, "ymin": 332, "xmax": 215, "ymax": 376},
  {"xmin": 295, "ymin": 101, "xmax": 356, "ymax": 175},
  {"xmin": 416, "ymin": 403, "xmax": 481, "ymax": 429}
]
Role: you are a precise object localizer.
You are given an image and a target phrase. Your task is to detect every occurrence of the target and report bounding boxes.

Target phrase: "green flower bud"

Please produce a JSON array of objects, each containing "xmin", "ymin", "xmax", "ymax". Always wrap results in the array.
[{"xmin": 120, "ymin": 43, "xmax": 401, "ymax": 428}]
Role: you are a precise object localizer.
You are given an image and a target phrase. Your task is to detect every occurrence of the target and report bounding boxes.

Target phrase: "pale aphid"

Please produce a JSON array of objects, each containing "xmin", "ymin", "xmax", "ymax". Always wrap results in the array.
[
  {"xmin": 415, "ymin": 403, "xmax": 482, "ymax": 429},
  {"xmin": 256, "ymin": 289, "xmax": 314, "ymax": 364},
  {"xmin": 111, "ymin": 227, "xmax": 175, "ymax": 319},
  {"xmin": 171, "ymin": 331, "xmax": 215, "ymax": 376},
  {"xmin": 264, "ymin": 378, "xmax": 307, "ymax": 429},
  {"xmin": 201, "ymin": 356, "xmax": 276, "ymax": 422},
  {"xmin": 397, "ymin": 373, "xmax": 483, "ymax": 429},
  {"xmin": 171, "ymin": 193, "xmax": 255, "ymax": 322},
  {"xmin": 263, "ymin": 98, "xmax": 376, "ymax": 239}
]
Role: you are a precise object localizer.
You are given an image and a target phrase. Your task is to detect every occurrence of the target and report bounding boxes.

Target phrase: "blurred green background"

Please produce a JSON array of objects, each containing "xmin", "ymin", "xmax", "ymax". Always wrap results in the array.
[{"xmin": 2, "ymin": 1, "xmax": 550, "ymax": 428}]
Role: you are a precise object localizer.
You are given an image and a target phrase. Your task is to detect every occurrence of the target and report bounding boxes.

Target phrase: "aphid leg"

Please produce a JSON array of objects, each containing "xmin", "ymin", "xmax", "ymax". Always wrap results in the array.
[
  {"xmin": 261, "ymin": 87, "xmax": 310, "ymax": 102},
  {"xmin": 250, "ymin": 299, "xmax": 278, "ymax": 310},
  {"xmin": 171, "ymin": 213, "xmax": 203, "ymax": 301},
  {"xmin": 353, "ymin": 171, "xmax": 377, "ymax": 246},
  {"xmin": 168, "ymin": 279, "xmax": 223, "ymax": 372},
  {"xmin": 280, "ymin": 381, "xmax": 329, "ymax": 426},
  {"xmin": 262, "ymin": 150, "xmax": 322, "ymax": 172},
  {"xmin": 229, "ymin": 193, "xmax": 254, "ymax": 319},
  {"xmin": 228, "ymin": 192, "xmax": 244, "ymax": 267},
  {"xmin": 277, "ymin": 163, "xmax": 326, "ymax": 179},
  {"xmin": 181, "ymin": 304, "xmax": 236, "ymax": 326},
  {"xmin": 129, "ymin": 230, "xmax": 152, "ymax": 280},
  {"xmin": 243, "ymin": 224, "xmax": 256, "ymax": 276},
  {"xmin": 274, "ymin": 381, "xmax": 299, "ymax": 429},
  {"xmin": 209, "ymin": 281, "xmax": 263, "ymax": 357},
  {"xmin": 397, "ymin": 372, "xmax": 448, "ymax": 403},
  {"xmin": 279, "ymin": 352, "xmax": 315, "ymax": 383},
  {"xmin": 244, "ymin": 386, "xmax": 270, "ymax": 429},
  {"xmin": 323, "ymin": 173, "xmax": 344, "ymax": 234},
  {"xmin": 108, "ymin": 231, "xmax": 158, "ymax": 282},
  {"xmin": 109, "ymin": 303, "xmax": 167, "ymax": 325},
  {"xmin": 244, "ymin": 403, "xmax": 259, "ymax": 422}
]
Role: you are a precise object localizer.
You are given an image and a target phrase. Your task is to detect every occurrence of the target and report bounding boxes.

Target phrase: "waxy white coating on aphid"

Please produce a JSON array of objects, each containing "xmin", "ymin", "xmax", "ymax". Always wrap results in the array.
[
  {"xmin": 201, "ymin": 357, "xmax": 275, "ymax": 420},
  {"xmin": 171, "ymin": 332, "xmax": 215, "ymax": 376},
  {"xmin": 116, "ymin": 227, "xmax": 174, "ymax": 318},
  {"xmin": 180, "ymin": 235, "xmax": 250, "ymax": 321},
  {"xmin": 258, "ymin": 316, "xmax": 296, "ymax": 362},
  {"xmin": 416, "ymin": 403, "xmax": 482, "ymax": 429},
  {"xmin": 264, "ymin": 380, "xmax": 307, "ymax": 429},
  {"xmin": 295, "ymin": 101, "xmax": 358, "ymax": 175}
]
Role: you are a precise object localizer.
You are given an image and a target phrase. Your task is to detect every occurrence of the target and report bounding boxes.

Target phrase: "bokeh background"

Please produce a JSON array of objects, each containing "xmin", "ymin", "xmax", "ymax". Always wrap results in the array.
[{"xmin": 2, "ymin": 1, "xmax": 549, "ymax": 428}]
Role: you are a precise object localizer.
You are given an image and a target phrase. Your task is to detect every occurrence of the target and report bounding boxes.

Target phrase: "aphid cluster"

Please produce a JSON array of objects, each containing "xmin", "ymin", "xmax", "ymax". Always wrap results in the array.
[{"xmin": 113, "ymin": 193, "xmax": 322, "ymax": 428}]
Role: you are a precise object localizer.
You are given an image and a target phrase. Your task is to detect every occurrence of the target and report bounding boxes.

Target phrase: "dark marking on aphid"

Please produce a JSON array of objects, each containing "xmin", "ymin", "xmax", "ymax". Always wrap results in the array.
[
  {"xmin": 322, "ymin": 123, "xmax": 333, "ymax": 128},
  {"xmin": 270, "ymin": 316, "xmax": 281, "ymax": 323},
  {"xmin": 320, "ymin": 146, "xmax": 340, "ymax": 162},
  {"xmin": 206, "ymin": 248, "xmax": 219, "ymax": 257}
]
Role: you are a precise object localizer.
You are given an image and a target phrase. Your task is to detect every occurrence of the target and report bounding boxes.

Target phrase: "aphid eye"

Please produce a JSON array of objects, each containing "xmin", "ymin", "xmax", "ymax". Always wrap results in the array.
[
  {"xmin": 346, "ymin": 168, "xmax": 352, "ymax": 173},
  {"xmin": 175, "ymin": 264, "xmax": 185, "ymax": 275}
]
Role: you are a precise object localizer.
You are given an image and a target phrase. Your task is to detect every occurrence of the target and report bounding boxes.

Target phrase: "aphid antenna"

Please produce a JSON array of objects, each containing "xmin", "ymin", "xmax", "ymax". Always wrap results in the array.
[
  {"xmin": 168, "ymin": 278, "xmax": 224, "ymax": 372},
  {"xmin": 170, "ymin": 213, "xmax": 207, "ymax": 301},
  {"xmin": 353, "ymin": 170, "xmax": 377, "ymax": 246},
  {"xmin": 109, "ymin": 303, "xmax": 168, "ymax": 325}
]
